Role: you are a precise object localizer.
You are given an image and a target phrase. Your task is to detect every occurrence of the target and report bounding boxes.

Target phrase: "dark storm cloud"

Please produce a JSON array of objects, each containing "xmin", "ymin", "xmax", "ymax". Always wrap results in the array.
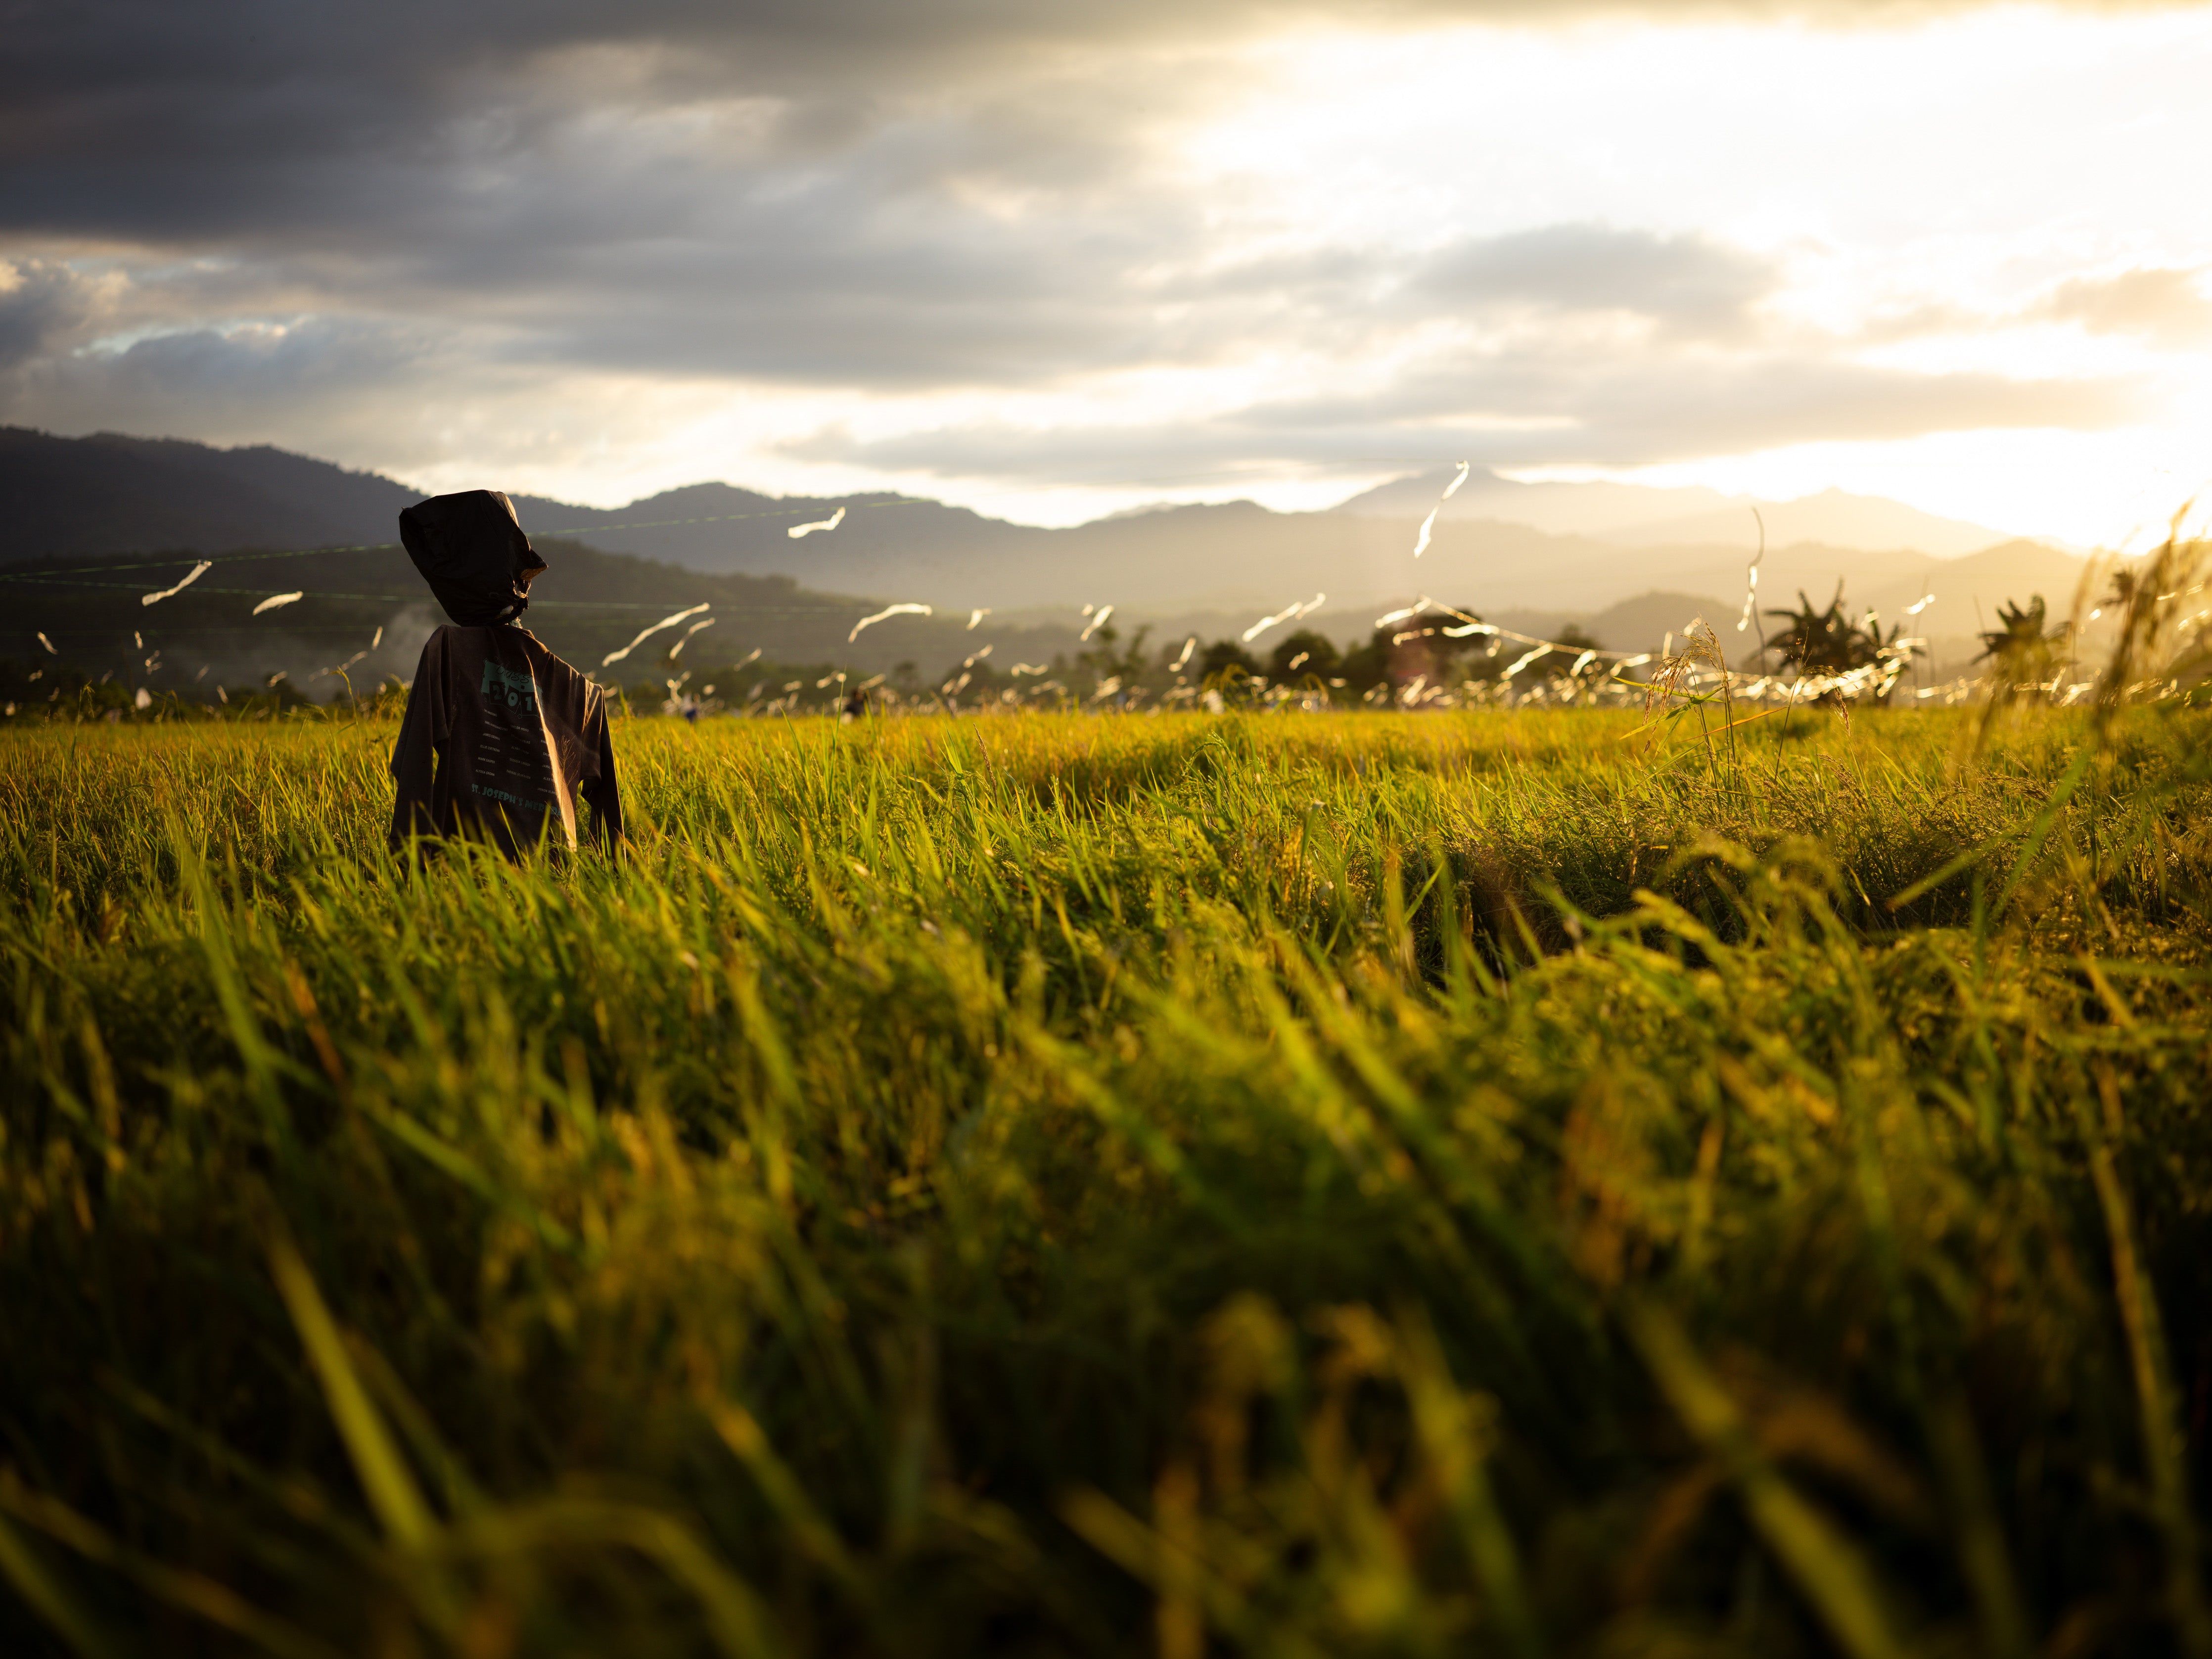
[
  {"xmin": 0, "ymin": 257, "xmax": 96, "ymax": 370},
  {"xmin": 0, "ymin": 1, "xmax": 1472, "ymax": 248},
  {"xmin": 68, "ymin": 318, "xmax": 423, "ymax": 400},
  {"xmin": 0, "ymin": 0, "xmax": 1250, "ymax": 388},
  {"xmin": 0, "ymin": 312, "xmax": 433, "ymax": 433},
  {"xmin": 0, "ymin": 0, "xmax": 2175, "ymax": 248}
]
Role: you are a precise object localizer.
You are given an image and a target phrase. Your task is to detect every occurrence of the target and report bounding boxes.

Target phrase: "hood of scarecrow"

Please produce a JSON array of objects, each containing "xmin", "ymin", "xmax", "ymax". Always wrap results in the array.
[{"xmin": 398, "ymin": 490, "xmax": 548, "ymax": 626}]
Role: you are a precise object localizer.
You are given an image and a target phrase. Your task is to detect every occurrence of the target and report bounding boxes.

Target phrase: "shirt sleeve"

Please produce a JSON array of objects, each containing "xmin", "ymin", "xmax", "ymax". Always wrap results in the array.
[
  {"xmin": 581, "ymin": 691, "xmax": 624, "ymax": 852},
  {"xmin": 388, "ymin": 633, "xmax": 451, "ymax": 848}
]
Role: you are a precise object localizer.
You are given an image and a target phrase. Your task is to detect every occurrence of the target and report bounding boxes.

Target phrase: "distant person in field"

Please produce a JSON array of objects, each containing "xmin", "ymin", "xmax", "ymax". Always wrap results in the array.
[{"xmin": 389, "ymin": 490, "xmax": 623, "ymax": 857}]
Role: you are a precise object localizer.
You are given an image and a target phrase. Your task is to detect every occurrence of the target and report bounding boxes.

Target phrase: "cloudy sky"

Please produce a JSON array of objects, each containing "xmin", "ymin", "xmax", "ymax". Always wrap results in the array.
[{"xmin": 3, "ymin": 0, "xmax": 2210, "ymax": 540}]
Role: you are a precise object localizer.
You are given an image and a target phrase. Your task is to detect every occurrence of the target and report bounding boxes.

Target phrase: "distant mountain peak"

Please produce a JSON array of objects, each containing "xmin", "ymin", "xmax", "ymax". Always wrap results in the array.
[{"xmin": 0, "ymin": 427, "xmax": 2081, "ymax": 671}]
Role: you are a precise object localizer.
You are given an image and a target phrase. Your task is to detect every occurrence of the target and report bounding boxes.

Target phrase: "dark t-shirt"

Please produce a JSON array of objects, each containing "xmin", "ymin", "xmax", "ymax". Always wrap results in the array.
[{"xmin": 389, "ymin": 624, "xmax": 622, "ymax": 855}]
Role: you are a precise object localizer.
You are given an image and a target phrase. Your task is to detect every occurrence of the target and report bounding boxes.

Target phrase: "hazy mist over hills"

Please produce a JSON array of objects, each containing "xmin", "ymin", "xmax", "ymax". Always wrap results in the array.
[
  {"xmin": 1, "ymin": 428, "xmax": 2100, "ymax": 680},
  {"xmin": 1335, "ymin": 466, "xmax": 2042, "ymax": 555}
]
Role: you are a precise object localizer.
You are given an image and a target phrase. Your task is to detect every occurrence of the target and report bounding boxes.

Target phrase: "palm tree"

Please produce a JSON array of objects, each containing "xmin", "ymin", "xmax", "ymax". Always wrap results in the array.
[
  {"xmin": 1764, "ymin": 585, "xmax": 1863, "ymax": 675},
  {"xmin": 1975, "ymin": 594, "xmax": 2067, "ymax": 704},
  {"xmin": 1764, "ymin": 584, "xmax": 1918, "ymax": 704}
]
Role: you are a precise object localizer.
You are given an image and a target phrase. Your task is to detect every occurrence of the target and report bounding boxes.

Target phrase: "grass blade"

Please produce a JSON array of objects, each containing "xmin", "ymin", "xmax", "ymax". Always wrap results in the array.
[
  {"xmin": 266, "ymin": 1233, "xmax": 437, "ymax": 1551},
  {"xmin": 1622, "ymin": 1299, "xmax": 1912, "ymax": 1659}
]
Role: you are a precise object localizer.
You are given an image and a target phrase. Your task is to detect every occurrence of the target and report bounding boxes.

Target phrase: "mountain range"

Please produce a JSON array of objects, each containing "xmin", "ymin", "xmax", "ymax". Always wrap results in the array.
[{"xmin": 0, "ymin": 427, "xmax": 2105, "ymax": 684}]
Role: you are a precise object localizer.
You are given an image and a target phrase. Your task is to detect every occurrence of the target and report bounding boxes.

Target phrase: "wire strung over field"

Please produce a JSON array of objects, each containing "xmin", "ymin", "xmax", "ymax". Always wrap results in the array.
[{"xmin": 7, "ymin": 467, "xmax": 2209, "ymax": 729}]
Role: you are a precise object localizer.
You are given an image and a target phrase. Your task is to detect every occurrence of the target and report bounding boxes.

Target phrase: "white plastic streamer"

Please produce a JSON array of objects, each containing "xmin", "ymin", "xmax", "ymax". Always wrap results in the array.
[
  {"xmin": 252, "ymin": 592, "xmax": 304, "ymax": 615},
  {"xmin": 667, "ymin": 616, "xmax": 718, "ymax": 659},
  {"xmin": 1412, "ymin": 507, "xmax": 1440, "ymax": 560},
  {"xmin": 1241, "ymin": 592, "xmax": 1326, "ymax": 644},
  {"xmin": 1736, "ymin": 508, "xmax": 1765, "ymax": 632},
  {"xmin": 848, "ymin": 601, "xmax": 931, "ymax": 643},
  {"xmin": 1411, "ymin": 461, "xmax": 1470, "ymax": 559},
  {"xmin": 1374, "ymin": 598, "xmax": 1433, "ymax": 628},
  {"xmin": 602, "ymin": 602, "xmax": 711, "ymax": 665},
  {"xmin": 788, "ymin": 507, "xmax": 845, "ymax": 539},
  {"xmin": 1370, "ymin": 596, "xmax": 1656, "ymax": 674},
  {"xmin": 142, "ymin": 560, "xmax": 212, "ymax": 607}
]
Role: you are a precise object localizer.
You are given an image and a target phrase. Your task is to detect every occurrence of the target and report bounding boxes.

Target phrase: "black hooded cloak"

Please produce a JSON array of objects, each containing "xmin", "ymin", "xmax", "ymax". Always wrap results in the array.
[
  {"xmin": 388, "ymin": 491, "xmax": 622, "ymax": 856},
  {"xmin": 397, "ymin": 489, "xmax": 547, "ymax": 625}
]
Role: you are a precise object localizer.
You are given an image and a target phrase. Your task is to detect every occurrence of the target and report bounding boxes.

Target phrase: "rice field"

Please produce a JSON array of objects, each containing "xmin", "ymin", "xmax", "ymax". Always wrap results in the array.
[{"xmin": 2, "ymin": 703, "xmax": 2211, "ymax": 1659}]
